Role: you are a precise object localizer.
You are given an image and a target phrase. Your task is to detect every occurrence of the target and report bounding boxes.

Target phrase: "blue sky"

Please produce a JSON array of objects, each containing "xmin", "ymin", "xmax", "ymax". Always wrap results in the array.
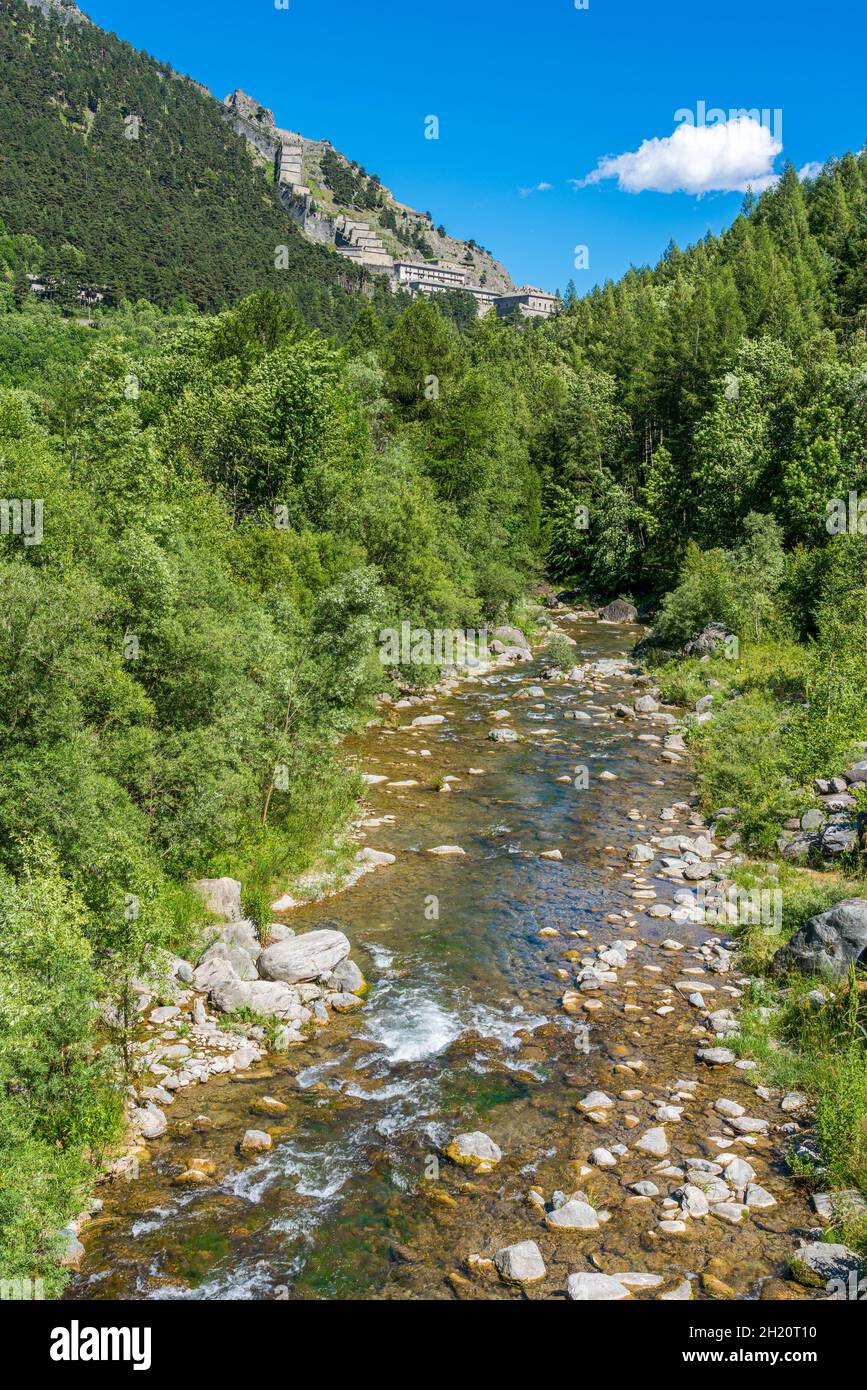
[{"xmin": 82, "ymin": 0, "xmax": 865, "ymax": 295}]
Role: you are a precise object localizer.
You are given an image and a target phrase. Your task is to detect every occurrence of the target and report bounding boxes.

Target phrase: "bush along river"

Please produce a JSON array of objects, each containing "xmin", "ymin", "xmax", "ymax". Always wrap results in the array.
[{"xmin": 68, "ymin": 610, "xmax": 840, "ymax": 1302}]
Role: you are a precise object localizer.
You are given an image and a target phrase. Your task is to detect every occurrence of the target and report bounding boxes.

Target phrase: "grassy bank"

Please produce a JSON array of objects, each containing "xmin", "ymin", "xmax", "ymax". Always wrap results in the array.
[{"xmin": 719, "ymin": 861, "xmax": 867, "ymax": 1255}]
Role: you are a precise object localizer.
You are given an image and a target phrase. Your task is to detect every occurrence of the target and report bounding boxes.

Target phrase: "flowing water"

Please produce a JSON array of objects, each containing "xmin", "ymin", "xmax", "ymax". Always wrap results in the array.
[{"xmin": 70, "ymin": 617, "xmax": 813, "ymax": 1301}]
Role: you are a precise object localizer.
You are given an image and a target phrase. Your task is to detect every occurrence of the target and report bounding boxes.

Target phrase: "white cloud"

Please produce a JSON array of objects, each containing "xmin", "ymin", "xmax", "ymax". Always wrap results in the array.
[
  {"xmin": 797, "ymin": 161, "xmax": 824, "ymax": 181},
  {"xmin": 574, "ymin": 116, "xmax": 782, "ymax": 195},
  {"xmin": 519, "ymin": 181, "xmax": 553, "ymax": 197}
]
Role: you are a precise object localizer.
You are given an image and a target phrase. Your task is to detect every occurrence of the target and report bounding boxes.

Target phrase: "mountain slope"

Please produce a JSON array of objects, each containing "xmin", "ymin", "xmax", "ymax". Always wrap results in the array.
[{"xmin": 0, "ymin": 0, "xmax": 369, "ymax": 314}]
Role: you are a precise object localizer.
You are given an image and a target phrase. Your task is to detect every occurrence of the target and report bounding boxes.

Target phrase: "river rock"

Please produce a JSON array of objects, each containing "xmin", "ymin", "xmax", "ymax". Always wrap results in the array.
[
  {"xmin": 714, "ymin": 1098, "xmax": 745, "ymax": 1118},
  {"xmin": 325, "ymin": 991, "xmax": 364, "ymax": 1012},
  {"xmin": 635, "ymin": 695, "xmax": 660, "ymax": 714},
  {"xmin": 58, "ymin": 1228, "xmax": 86, "ymax": 1270},
  {"xmin": 615, "ymin": 1272, "xmax": 664, "ymax": 1289},
  {"xmin": 696, "ymin": 1047, "xmax": 735, "ymax": 1065},
  {"xmin": 494, "ymin": 1240, "xmax": 546, "ymax": 1285},
  {"xmin": 677, "ymin": 1183, "xmax": 710, "ymax": 1217},
  {"xmin": 577, "ymin": 1090, "xmax": 615, "ymax": 1113},
  {"xmin": 590, "ymin": 1147, "xmax": 617, "ymax": 1167},
  {"xmin": 194, "ymin": 940, "xmax": 259, "ymax": 990},
  {"xmin": 488, "ymin": 727, "xmax": 518, "ymax": 743},
  {"xmin": 252, "ymin": 1095, "xmax": 288, "ymax": 1115},
  {"xmin": 207, "ymin": 968, "xmax": 254, "ymax": 1014},
  {"xmin": 566, "ymin": 1272, "xmax": 630, "ymax": 1300},
  {"xmin": 258, "ymin": 929, "xmax": 351, "ymax": 984},
  {"xmin": 327, "ymin": 958, "xmax": 365, "ymax": 995},
  {"xmin": 811, "ymin": 1190, "xmax": 867, "ymax": 1225},
  {"xmin": 149, "ymin": 1005, "xmax": 180, "ymax": 1024},
  {"xmin": 130, "ymin": 1103, "xmax": 167, "ymax": 1139},
  {"xmin": 246, "ymin": 980, "xmax": 309, "ymax": 1019},
  {"xmin": 493, "ymin": 625, "xmax": 531, "ymax": 653},
  {"xmin": 730, "ymin": 1116, "xmax": 769, "ymax": 1134},
  {"xmin": 545, "ymin": 1200, "xmax": 600, "ymax": 1231},
  {"xmin": 635, "ymin": 1126, "xmax": 668, "ymax": 1156},
  {"xmin": 745, "ymin": 1184, "xmax": 777, "ymax": 1209},
  {"xmin": 446, "ymin": 1131, "xmax": 502, "ymax": 1171},
  {"xmin": 172, "ymin": 957, "xmax": 195, "ymax": 985},
  {"xmin": 711, "ymin": 1202, "xmax": 746, "ymax": 1224},
  {"xmin": 660, "ymin": 1279, "xmax": 693, "ymax": 1300},
  {"xmin": 723, "ymin": 1157, "xmax": 755, "ymax": 1194},
  {"xmin": 239, "ymin": 1129, "xmax": 272, "ymax": 1154},
  {"xmin": 597, "ymin": 600, "xmax": 638, "ymax": 623},
  {"xmin": 771, "ymin": 898, "xmax": 867, "ymax": 980},
  {"xmin": 231, "ymin": 1042, "xmax": 261, "ymax": 1071},
  {"xmin": 357, "ymin": 847, "xmax": 396, "ymax": 868},
  {"xmin": 629, "ymin": 843, "xmax": 654, "ymax": 864},
  {"xmin": 220, "ymin": 919, "xmax": 262, "ymax": 953},
  {"xmin": 193, "ymin": 877, "xmax": 242, "ymax": 921}
]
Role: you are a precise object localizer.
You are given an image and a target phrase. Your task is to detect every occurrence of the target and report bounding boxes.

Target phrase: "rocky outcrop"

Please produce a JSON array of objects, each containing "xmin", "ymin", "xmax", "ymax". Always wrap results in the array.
[
  {"xmin": 23, "ymin": 0, "xmax": 88, "ymax": 25},
  {"xmin": 682, "ymin": 622, "xmax": 734, "ymax": 657},
  {"xmin": 119, "ymin": 913, "xmax": 366, "ymax": 1164},
  {"xmin": 772, "ymin": 899, "xmax": 867, "ymax": 979}
]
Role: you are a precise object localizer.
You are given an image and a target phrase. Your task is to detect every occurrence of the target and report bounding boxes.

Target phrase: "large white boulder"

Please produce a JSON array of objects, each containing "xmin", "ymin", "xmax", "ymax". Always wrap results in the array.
[{"xmin": 258, "ymin": 929, "xmax": 351, "ymax": 984}]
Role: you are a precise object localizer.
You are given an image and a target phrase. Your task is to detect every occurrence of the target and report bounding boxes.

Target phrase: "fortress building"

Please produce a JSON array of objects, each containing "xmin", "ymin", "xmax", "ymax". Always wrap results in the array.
[
  {"xmin": 494, "ymin": 287, "xmax": 560, "ymax": 319},
  {"xmin": 241, "ymin": 109, "xmax": 560, "ymax": 316},
  {"xmin": 395, "ymin": 260, "xmax": 468, "ymax": 291}
]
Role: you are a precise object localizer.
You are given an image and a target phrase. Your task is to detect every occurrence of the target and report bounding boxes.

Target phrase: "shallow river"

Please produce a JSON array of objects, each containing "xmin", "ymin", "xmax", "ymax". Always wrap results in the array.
[{"xmin": 70, "ymin": 616, "xmax": 812, "ymax": 1301}]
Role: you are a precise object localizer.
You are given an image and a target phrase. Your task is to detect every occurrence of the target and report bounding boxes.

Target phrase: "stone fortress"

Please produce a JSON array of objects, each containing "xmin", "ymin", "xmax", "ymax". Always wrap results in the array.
[{"xmin": 223, "ymin": 90, "xmax": 558, "ymax": 320}]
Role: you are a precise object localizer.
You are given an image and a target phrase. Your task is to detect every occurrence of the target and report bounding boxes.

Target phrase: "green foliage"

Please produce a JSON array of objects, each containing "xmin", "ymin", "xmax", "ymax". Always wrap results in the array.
[
  {"xmin": 0, "ymin": 279, "xmax": 550, "ymax": 1283},
  {"xmin": 726, "ymin": 864, "xmax": 867, "ymax": 1234},
  {"xmin": 543, "ymin": 633, "xmax": 575, "ymax": 669},
  {"xmin": 653, "ymin": 514, "xmax": 787, "ymax": 649},
  {"xmin": 541, "ymin": 152, "xmax": 867, "ymax": 597},
  {"xmin": 0, "ymin": 842, "xmax": 123, "ymax": 1292}
]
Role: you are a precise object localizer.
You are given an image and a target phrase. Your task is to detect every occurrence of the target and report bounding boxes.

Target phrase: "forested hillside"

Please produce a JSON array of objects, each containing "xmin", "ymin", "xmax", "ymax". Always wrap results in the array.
[
  {"xmin": 538, "ymin": 156, "xmax": 867, "ymax": 852},
  {"xmin": 0, "ymin": 0, "xmax": 389, "ymax": 324},
  {"xmin": 1, "ymin": 0, "xmax": 867, "ymax": 1288},
  {"xmin": 543, "ymin": 160, "xmax": 867, "ymax": 595}
]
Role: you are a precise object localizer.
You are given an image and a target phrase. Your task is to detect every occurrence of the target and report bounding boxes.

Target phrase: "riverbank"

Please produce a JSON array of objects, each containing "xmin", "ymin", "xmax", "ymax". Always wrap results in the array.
[
  {"xmin": 643, "ymin": 630, "xmax": 867, "ymax": 1263},
  {"xmin": 66, "ymin": 612, "xmax": 861, "ymax": 1300}
]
